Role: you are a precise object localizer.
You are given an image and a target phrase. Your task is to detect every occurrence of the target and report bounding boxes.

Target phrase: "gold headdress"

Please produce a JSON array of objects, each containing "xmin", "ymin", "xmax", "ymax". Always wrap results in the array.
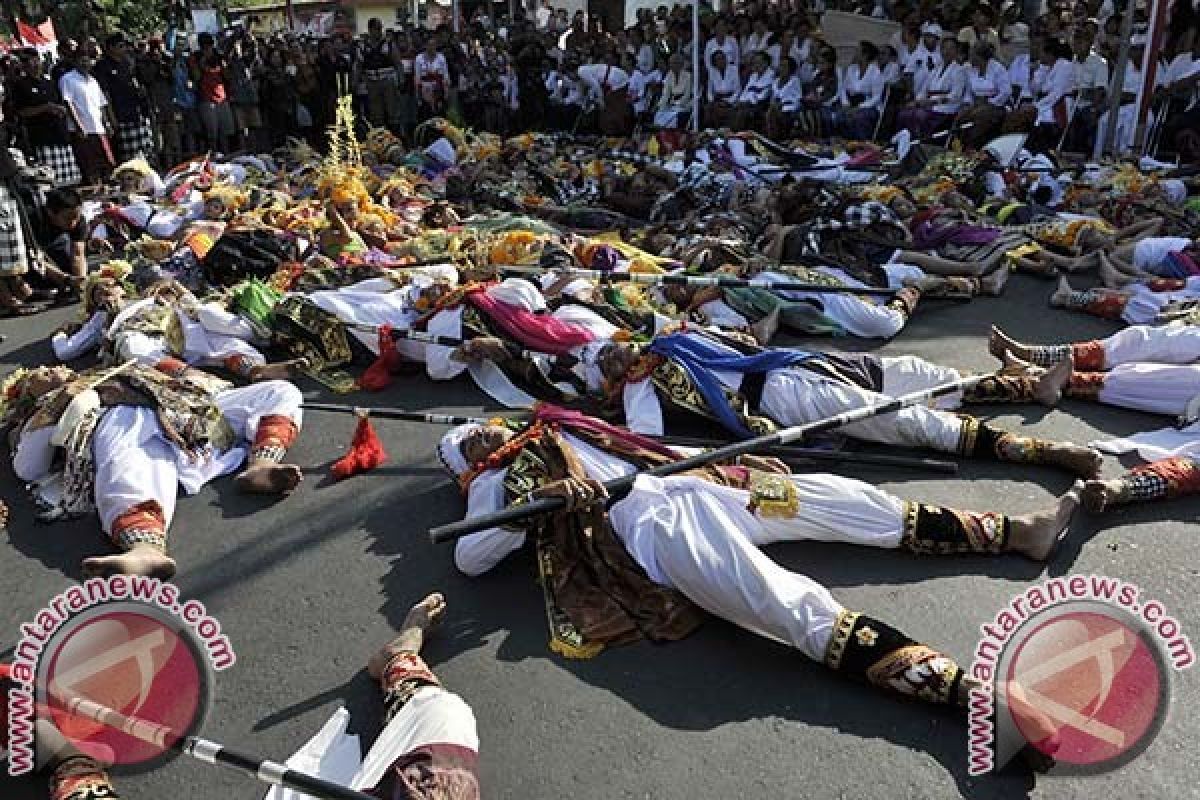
[
  {"xmin": 203, "ymin": 184, "xmax": 248, "ymax": 213},
  {"xmin": 0, "ymin": 366, "xmax": 31, "ymax": 423},
  {"xmin": 83, "ymin": 260, "xmax": 134, "ymax": 314}
]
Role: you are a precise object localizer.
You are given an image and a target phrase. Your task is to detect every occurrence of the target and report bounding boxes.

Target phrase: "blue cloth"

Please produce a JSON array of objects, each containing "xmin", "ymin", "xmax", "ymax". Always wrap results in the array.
[{"xmin": 647, "ymin": 331, "xmax": 814, "ymax": 437}]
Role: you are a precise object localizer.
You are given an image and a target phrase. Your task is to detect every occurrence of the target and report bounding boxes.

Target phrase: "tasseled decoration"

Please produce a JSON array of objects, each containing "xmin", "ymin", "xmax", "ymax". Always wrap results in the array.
[
  {"xmin": 331, "ymin": 409, "xmax": 387, "ymax": 480},
  {"xmin": 358, "ymin": 324, "xmax": 402, "ymax": 391}
]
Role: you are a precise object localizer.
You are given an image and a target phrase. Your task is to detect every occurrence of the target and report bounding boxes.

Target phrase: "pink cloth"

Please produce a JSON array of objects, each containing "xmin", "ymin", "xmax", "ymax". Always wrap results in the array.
[{"xmin": 468, "ymin": 288, "xmax": 596, "ymax": 355}]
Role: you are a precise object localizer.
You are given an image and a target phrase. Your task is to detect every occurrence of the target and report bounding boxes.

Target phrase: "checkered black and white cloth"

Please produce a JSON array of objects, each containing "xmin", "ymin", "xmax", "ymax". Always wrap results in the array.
[
  {"xmin": 0, "ymin": 183, "xmax": 30, "ymax": 277},
  {"xmin": 34, "ymin": 144, "xmax": 82, "ymax": 187},
  {"xmin": 114, "ymin": 117, "xmax": 156, "ymax": 163}
]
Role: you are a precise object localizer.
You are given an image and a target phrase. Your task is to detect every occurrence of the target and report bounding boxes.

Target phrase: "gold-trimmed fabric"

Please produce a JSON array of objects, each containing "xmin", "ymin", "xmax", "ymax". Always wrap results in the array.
[
  {"xmin": 825, "ymin": 611, "xmax": 962, "ymax": 706},
  {"xmin": 956, "ymin": 415, "xmax": 981, "ymax": 456},
  {"xmin": 824, "ymin": 609, "xmax": 860, "ymax": 671},
  {"xmin": 900, "ymin": 501, "xmax": 1009, "ymax": 555},
  {"xmin": 747, "ymin": 471, "xmax": 799, "ymax": 518}
]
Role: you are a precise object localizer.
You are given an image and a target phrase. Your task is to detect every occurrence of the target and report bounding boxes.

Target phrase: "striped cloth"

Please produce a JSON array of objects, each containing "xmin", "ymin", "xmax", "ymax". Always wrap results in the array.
[
  {"xmin": 115, "ymin": 117, "xmax": 155, "ymax": 163},
  {"xmin": 34, "ymin": 144, "xmax": 82, "ymax": 187},
  {"xmin": 0, "ymin": 183, "xmax": 29, "ymax": 278}
]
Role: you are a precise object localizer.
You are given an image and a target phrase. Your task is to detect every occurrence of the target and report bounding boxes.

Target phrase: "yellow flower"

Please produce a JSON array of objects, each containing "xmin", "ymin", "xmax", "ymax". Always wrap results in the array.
[{"xmin": 855, "ymin": 626, "xmax": 879, "ymax": 647}]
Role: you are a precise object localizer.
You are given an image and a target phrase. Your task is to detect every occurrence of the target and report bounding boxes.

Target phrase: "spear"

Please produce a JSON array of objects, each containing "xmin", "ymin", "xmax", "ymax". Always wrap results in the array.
[
  {"xmin": 492, "ymin": 265, "xmax": 900, "ymax": 297},
  {"xmin": 427, "ymin": 374, "xmax": 984, "ymax": 544},
  {"xmin": 343, "ymin": 323, "xmax": 579, "ymax": 367},
  {"xmin": 42, "ymin": 687, "xmax": 374, "ymax": 800},
  {"xmin": 301, "ymin": 403, "xmax": 958, "ymax": 474}
]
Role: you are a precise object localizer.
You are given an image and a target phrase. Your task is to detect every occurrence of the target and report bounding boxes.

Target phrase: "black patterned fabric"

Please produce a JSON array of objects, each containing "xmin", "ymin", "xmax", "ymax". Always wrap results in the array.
[{"xmin": 824, "ymin": 610, "xmax": 963, "ymax": 706}]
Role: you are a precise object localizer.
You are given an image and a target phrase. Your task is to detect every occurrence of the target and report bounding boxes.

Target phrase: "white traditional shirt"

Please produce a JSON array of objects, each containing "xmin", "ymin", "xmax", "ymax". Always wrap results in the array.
[
  {"xmin": 704, "ymin": 35, "xmax": 740, "ymax": 71},
  {"xmin": 923, "ymin": 61, "xmax": 968, "ymax": 114},
  {"xmin": 628, "ymin": 68, "xmax": 662, "ymax": 113},
  {"xmin": 1032, "ymin": 57, "xmax": 1075, "ymax": 124},
  {"xmin": 707, "ymin": 62, "xmax": 741, "ymax": 102},
  {"xmin": 413, "ymin": 52, "xmax": 450, "ymax": 91},
  {"xmin": 772, "ymin": 74, "xmax": 803, "ymax": 112},
  {"xmin": 968, "ymin": 59, "xmax": 1012, "ymax": 107},
  {"xmin": 1073, "ymin": 51, "xmax": 1109, "ymax": 107},
  {"xmin": 737, "ymin": 67, "xmax": 776, "ymax": 104},
  {"xmin": 840, "ymin": 62, "xmax": 886, "ymax": 110}
]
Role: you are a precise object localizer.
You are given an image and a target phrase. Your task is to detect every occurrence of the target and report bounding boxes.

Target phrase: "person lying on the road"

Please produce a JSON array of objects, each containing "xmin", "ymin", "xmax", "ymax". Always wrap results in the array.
[
  {"xmin": 583, "ymin": 327, "xmax": 1099, "ymax": 476},
  {"xmin": 435, "ymin": 410, "xmax": 1066, "ymax": 757},
  {"xmin": 51, "ymin": 266, "xmax": 303, "ymax": 383},
  {"xmin": 1, "ymin": 361, "xmax": 304, "ymax": 578}
]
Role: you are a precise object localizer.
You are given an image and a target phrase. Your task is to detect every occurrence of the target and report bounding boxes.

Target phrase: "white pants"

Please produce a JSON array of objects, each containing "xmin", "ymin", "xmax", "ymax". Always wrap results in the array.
[
  {"xmin": 115, "ymin": 327, "xmax": 265, "ymax": 371},
  {"xmin": 766, "ymin": 268, "xmax": 908, "ymax": 339},
  {"xmin": 1097, "ymin": 324, "xmax": 1200, "ymax": 368},
  {"xmin": 1096, "ymin": 363, "xmax": 1200, "ymax": 416},
  {"xmin": 760, "ymin": 356, "xmax": 965, "ymax": 453},
  {"xmin": 93, "ymin": 381, "xmax": 303, "ymax": 535},
  {"xmin": 610, "ymin": 473, "xmax": 906, "ymax": 662},
  {"xmin": 1122, "ymin": 277, "xmax": 1200, "ymax": 325},
  {"xmin": 351, "ymin": 687, "xmax": 479, "ymax": 792}
]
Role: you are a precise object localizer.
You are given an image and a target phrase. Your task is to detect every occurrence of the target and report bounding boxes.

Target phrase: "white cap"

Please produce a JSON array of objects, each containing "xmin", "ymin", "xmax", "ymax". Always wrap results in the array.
[
  {"xmin": 438, "ymin": 423, "xmax": 482, "ymax": 477},
  {"xmin": 920, "ymin": 22, "xmax": 944, "ymax": 37}
]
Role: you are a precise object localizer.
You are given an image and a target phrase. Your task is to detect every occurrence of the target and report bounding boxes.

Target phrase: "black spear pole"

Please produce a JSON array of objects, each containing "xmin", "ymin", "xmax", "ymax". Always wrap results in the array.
[
  {"xmin": 47, "ymin": 691, "xmax": 376, "ymax": 800},
  {"xmin": 301, "ymin": 404, "xmax": 957, "ymax": 473},
  {"xmin": 493, "ymin": 265, "xmax": 900, "ymax": 296},
  {"xmin": 428, "ymin": 375, "xmax": 983, "ymax": 544}
]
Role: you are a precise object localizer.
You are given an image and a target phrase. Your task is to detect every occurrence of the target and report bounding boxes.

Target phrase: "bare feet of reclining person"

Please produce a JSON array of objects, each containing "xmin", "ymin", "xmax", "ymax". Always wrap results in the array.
[{"xmin": 368, "ymin": 592, "xmax": 448, "ymax": 680}]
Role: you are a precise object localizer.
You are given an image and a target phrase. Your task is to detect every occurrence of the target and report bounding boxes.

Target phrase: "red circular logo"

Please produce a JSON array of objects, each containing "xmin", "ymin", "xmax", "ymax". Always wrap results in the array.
[
  {"xmin": 1005, "ymin": 608, "xmax": 1168, "ymax": 770},
  {"xmin": 36, "ymin": 602, "xmax": 212, "ymax": 767}
]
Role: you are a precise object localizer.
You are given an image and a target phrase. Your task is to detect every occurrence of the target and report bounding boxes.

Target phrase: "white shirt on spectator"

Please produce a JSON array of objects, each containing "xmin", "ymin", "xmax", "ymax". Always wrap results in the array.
[
  {"xmin": 60, "ymin": 70, "xmax": 108, "ymax": 135},
  {"xmin": 923, "ymin": 61, "xmax": 968, "ymax": 114},
  {"xmin": 738, "ymin": 67, "xmax": 776, "ymax": 104},
  {"xmin": 968, "ymin": 59, "xmax": 1012, "ymax": 107},
  {"xmin": 772, "ymin": 74, "xmax": 803, "ymax": 112},
  {"xmin": 1073, "ymin": 51, "xmax": 1109, "ymax": 107},
  {"xmin": 840, "ymin": 63, "xmax": 886, "ymax": 110},
  {"xmin": 1032, "ymin": 58, "xmax": 1075, "ymax": 124},
  {"xmin": 1009, "ymin": 52, "xmax": 1032, "ymax": 100},
  {"xmin": 628, "ymin": 67, "xmax": 662, "ymax": 113},
  {"xmin": 704, "ymin": 35, "xmax": 740, "ymax": 71},
  {"xmin": 414, "ymin": 52, "xmax": 450, "ymax": 90},
  {"xmin": 535, "ymin": 5, "xmax": 552, "ymax": 30},
  {"xmin": 743, "ymin": 31, "xmax": 773, "ymax": 57},
  {"xmin": 707, "ymin": 63, "xmax": 741, "ymax": 102}
]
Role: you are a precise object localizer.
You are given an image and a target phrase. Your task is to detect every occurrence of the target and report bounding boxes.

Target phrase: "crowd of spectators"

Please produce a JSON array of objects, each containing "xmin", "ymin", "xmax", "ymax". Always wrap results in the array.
[{"xmin": 2, "ymin": 0, "xmax": 1199, "ymax": 192}]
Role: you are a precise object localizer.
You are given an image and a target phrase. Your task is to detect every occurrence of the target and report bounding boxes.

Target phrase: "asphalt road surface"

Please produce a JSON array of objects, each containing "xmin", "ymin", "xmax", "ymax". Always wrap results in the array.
[{"xmin": 1, "ymin": 273, "xmax": 1197, "ymax": 799}]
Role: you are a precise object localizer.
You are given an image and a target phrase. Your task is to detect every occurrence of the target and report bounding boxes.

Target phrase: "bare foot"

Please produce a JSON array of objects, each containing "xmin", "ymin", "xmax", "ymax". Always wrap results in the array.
[
  {"xmin": 1049, "ymin": 275, "xmax": 1073, "ymax": 308},
  {"xmin": 368, "ymin": 593, "xmax": 447, "ymax": 680},
  {"xmin": 1032, "ymin": 356, "xmax": 1073, "ymax": 407},
  {"xmin": 1042, "ymin": 442, "xmax": 1104, "ymax": 478},
  {"xmin": 1097, "ymin": 253, "xmax": 1130, "ymax": 289},
  {"xmin": 235, "ymin": 462, "xmax": 303, "ymax": 495},
  {"xmin": 1007, "ymin": 487, "xmax": 1080, "ymax": 561},
  {"xmin": 1081, "ymin": 478, "xmax": 1124, "ymax": 512},
  {"xmin": 988, "ymin": 325, "xmax": 1032, "ymax": 362},
  {"xmin": 82, "ymin": 545, "xmax": 177, "ymax": 579},
  {"xmin": 249, "ymin": 359, "xmax": 304, "ymax": 383},
  {"xmin": 979, "ymin": 265, "xmax": 1009, "ymax": 296}
]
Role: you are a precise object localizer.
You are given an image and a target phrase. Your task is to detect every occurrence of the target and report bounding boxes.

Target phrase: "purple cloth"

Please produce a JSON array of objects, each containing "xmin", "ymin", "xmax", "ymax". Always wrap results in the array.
[{"xmin": 911, "ymin": 219, "xmax": 1002, "ymax": 250}]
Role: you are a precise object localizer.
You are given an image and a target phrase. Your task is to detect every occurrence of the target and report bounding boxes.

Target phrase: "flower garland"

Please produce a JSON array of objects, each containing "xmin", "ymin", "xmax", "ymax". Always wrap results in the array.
[{"xmin": 458, "ymin": 421, "xmax": 551, "ymax": 492}]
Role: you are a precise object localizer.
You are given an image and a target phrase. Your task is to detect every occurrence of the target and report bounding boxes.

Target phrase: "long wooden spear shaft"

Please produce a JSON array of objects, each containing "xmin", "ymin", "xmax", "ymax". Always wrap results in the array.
[
  {"xmin": 492, "ymin": 265, "xmax": 899, "ymax": 296},
  {"xmin": 44, "ymin": 689, "xmax": 375, "ymax": 800},
  {"xmin": 300, "ymin": 403, "xmax": 958, "ymax": 474},
  {"xmin": 428, "ymin": 374, "xmax": 983, "ymax": 544}
]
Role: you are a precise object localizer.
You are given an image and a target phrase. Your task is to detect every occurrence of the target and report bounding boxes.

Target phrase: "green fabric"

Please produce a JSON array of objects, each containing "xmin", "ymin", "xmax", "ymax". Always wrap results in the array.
[
  {"xmin": 723, "ymin": 287, "xmax": 845, "ymax": 336},
  {"xmin": 232, "ymin": 279, "xmax": 283, "ymax": 330}
]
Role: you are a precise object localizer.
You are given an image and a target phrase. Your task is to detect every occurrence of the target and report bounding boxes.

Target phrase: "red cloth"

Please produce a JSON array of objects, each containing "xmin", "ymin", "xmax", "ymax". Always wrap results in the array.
[
  {"xmin": 533, "ymin": 403, "xmax": 682, "ymax": 460},
  {"xmin": 359, "ymin": 324, "xmax": 402, "ymax": 391},
  {"xmin": 468, "ymin": 289, "xmax": 595, "ymax": 355},
  {"xmin": 331, "ymin": 414, "xmax": 387, "ymax": 480}
]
